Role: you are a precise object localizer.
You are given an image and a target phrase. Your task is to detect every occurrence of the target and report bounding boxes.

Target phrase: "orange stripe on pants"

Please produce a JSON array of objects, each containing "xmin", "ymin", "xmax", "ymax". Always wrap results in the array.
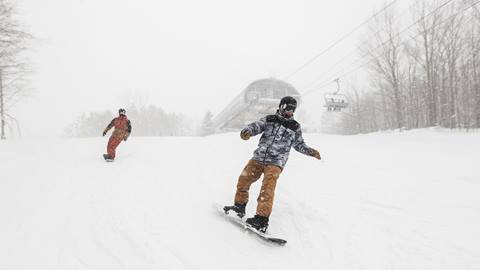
[{"xmin": 234, "ymin": 159, "xmax": 282, "ymax": 217}]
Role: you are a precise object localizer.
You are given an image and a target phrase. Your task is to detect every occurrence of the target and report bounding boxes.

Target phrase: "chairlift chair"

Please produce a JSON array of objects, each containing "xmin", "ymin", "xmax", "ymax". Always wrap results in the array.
[{"xmin": 324, "ymin": 78, "xmax": 349, "ymax": 112}]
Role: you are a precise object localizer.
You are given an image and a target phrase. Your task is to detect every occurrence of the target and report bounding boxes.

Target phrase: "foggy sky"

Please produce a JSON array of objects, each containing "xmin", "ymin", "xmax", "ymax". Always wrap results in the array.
[{"xmin": 15, "ymin": 0, "xmax": 388, "ymax": 137}]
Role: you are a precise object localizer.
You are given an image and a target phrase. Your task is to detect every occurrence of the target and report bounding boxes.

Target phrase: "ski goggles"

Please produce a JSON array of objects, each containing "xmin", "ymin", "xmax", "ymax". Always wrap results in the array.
[{"xmin": 281, "ymin": 103, "xmax": 296, "ymax": 112}]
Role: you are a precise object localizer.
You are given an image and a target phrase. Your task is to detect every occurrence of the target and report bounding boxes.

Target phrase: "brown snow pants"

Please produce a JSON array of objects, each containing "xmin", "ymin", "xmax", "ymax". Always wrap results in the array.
[
  {"xmin": 234, "ymin": 159, "xmax": 282, "ymax": 217},
  {"xmin": 107, "ymin": 136, "xmax": 122, "ymax": 159}
]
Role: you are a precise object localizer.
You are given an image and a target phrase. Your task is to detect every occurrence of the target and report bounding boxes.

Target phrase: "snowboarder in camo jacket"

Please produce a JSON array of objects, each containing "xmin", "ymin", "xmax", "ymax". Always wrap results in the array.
[
  {"xmin": 102, "ymin": 108, "xmax": 132, "ymax": 161},
  {"xmin": 224, "ymin": 96, "xmax": 321, "ymax": 233}
]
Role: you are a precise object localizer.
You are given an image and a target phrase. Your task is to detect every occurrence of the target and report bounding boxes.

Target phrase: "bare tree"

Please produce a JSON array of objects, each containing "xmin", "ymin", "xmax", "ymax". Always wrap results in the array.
[
  {"xmin": 360, "ymin": 3, "xmax": 405, "ymax": 130},
  {"xmin": 0, "ymin": 0, "xmax": 31, "ymax": 139},
  {"xmin": 440, "ymin": 3, "xmax": 466, "ymax": 128},
  {"xmin": 467, "ymin": 1, "xmax": 480, "ymax": 128}
]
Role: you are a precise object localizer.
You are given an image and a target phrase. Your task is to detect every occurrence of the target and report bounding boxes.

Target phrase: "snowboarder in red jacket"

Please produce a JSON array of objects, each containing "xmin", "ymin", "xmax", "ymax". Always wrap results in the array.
[{"xmin": 102, "ymin": 108, "xmax": 132, "ymax": 161}]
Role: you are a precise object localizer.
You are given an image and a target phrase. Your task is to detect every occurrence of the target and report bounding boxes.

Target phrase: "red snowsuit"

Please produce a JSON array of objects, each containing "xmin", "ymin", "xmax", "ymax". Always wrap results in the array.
[{"xmin": 103, "ymin": 115, "xmax": 131, "ymax": 159}]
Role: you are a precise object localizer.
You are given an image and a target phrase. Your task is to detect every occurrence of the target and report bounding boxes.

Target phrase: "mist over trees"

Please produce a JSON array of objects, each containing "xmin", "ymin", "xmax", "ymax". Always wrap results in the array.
[
  {"xmin": 66, "ymin": 105, "xmax": 192, "ymax": 137},
  {"xmin": 0, "ymin": 0, "xmax": 31, "ymax": 139},
  {"xmin": 336, "ymin": 0, "xmax": 480, "ymax": 134},
  {"xmin": 199, "ymin": 111, "xmax": 214, "ymax": 136}
]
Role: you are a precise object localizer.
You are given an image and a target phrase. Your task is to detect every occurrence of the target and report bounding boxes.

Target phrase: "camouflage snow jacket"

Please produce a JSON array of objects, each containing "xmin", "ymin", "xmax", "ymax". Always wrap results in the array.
[{"xmin": 242, "ymin": 113, "xmax": 314, "ymax": 169}]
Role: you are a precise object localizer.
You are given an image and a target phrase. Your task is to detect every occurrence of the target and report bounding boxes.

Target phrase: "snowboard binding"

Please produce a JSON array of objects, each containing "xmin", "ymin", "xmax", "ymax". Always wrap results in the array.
[
  {"xmin": 246, "ymin": 215, "xmax": 269, "ymax": 233},
  {"xmin": 103, "ymin": 154, "xmax": 114, "ymax": 162},
  {"xmin": 223, "ymin": 203, "xmax": 246, "ymax": 218}
]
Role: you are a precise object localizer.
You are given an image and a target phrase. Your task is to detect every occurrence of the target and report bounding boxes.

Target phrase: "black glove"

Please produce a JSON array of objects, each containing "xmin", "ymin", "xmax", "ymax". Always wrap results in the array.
[{"xmin": 102, "ymin": 131, "xmax": 107, "ymax": 136}]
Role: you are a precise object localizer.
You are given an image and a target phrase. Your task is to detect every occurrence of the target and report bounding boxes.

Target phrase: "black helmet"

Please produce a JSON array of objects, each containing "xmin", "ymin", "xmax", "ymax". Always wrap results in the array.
[
  {"xmin": 118, "ymin": 108, "xmax": 126, "ymax": 115},
  {"xmin": 279, "ymin": 96, "xmax": 297, "ymax": 112}
]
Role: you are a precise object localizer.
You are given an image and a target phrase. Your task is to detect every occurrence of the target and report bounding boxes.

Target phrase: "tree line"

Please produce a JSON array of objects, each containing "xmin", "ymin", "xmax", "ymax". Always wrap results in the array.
[
  {"xmin": 66, "ymin": 105, "xmax": 193, "ymax": 137},
  {"xmin": 337, "ymin": 0, "xmax": 480, "ymax": 134}
]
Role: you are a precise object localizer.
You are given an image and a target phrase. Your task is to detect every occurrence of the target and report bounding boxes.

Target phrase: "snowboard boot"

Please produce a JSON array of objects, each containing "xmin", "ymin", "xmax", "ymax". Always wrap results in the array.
[
  {"xmin": 246, "ymin": 214, "xmax": 269, "ymax": 233},
  {"xmin": 223, "ymin": 203, "xmax": 246, "ymax": 218},
  {"xmin": 103, "ymin": 154, "xmax": 114, "ymax": 162}
]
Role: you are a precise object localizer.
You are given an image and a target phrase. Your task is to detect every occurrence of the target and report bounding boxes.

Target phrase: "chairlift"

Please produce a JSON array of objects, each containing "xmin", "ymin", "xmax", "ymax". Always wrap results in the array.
[{"xmin": 324, "ymin": 78, "xmax": 348, "ymax": 112}]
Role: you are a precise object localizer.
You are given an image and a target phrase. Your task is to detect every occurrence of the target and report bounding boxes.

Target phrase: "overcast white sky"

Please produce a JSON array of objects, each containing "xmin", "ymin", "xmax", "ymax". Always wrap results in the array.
[{"xmin": 14, "ymin": 0, "xmax": 392, "ymax": 137}]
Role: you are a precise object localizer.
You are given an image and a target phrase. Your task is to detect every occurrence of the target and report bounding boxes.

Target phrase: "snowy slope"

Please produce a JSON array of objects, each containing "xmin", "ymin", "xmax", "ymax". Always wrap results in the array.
[{"xmin": 1, "ymin": 130, "xmax": 479, "ymax": 270}]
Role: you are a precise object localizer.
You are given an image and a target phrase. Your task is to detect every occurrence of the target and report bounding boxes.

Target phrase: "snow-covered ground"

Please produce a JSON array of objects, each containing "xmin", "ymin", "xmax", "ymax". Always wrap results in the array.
[{"xmin": 1, "ymin": 130, "xmax": 479, "ymax": 270}]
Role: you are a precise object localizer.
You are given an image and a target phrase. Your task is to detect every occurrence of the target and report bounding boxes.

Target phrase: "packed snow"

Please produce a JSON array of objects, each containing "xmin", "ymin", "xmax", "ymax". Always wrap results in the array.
[{"xmin": 1, "ymin": 129, "xmax": 479, "ymax": 269}]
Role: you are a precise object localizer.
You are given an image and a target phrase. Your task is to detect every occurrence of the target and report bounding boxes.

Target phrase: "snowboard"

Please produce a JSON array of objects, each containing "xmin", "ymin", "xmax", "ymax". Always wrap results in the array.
[
  {"xmin": 216, "ymin": 204, "xmax": 287, "ymax": 246},
  {"xmin": 103, "ymin": 154, "xmax": 114, "ymax": 162}
]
